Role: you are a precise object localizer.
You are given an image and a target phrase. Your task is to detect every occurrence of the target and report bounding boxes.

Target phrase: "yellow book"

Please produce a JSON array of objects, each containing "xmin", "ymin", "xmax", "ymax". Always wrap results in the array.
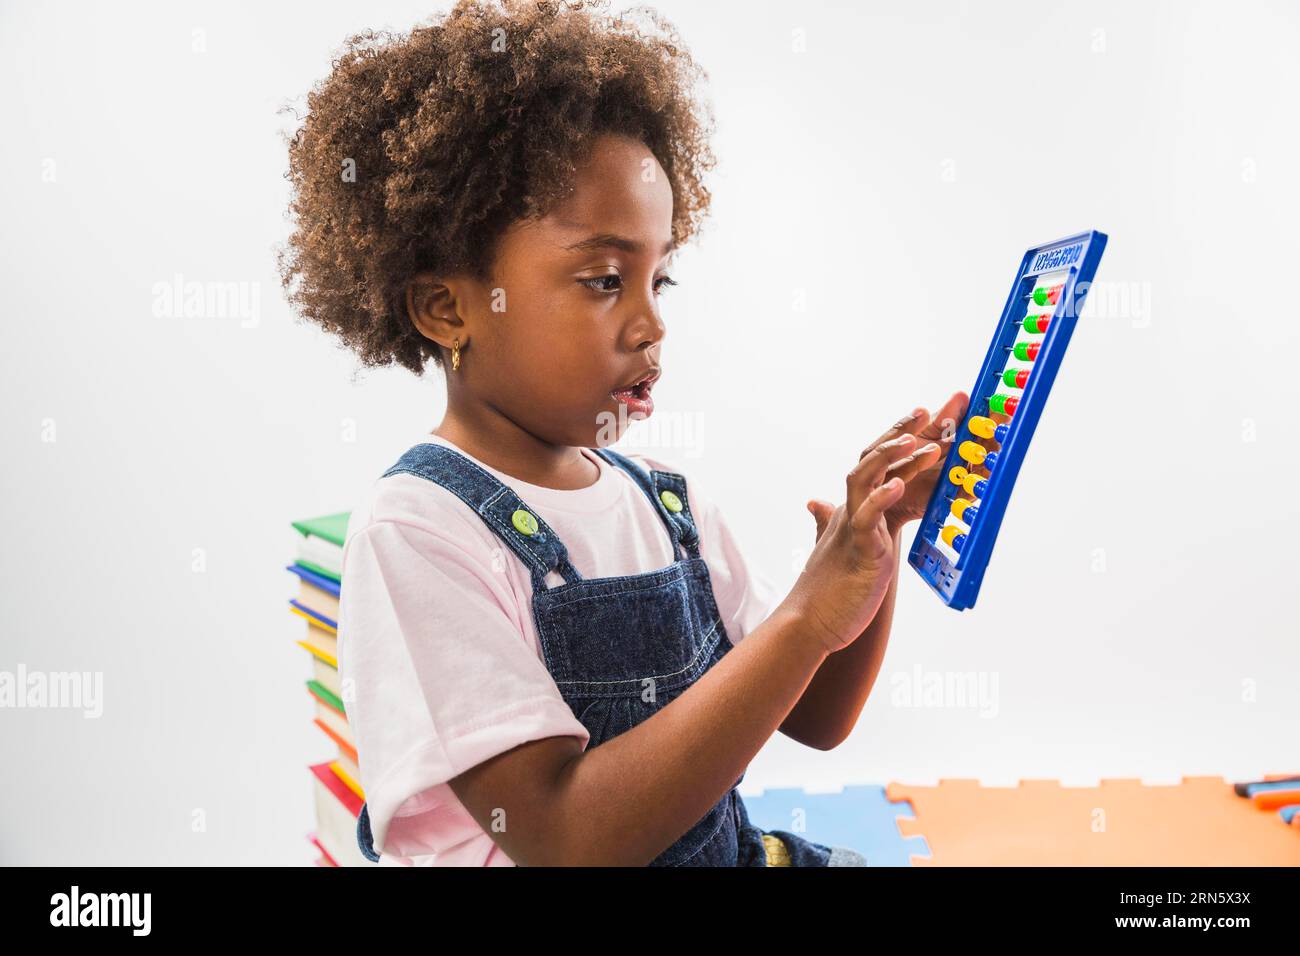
[
  {"xmin": 330, "ymin": 759, "xmax": 365, "ymax": 801},
  {"xmin": 290, "ymin": 603, "xmax": 336, "ymax": 634},
  {"xmin": 296, "ymin": 640, "xmax": 337, "ymax": 669}
]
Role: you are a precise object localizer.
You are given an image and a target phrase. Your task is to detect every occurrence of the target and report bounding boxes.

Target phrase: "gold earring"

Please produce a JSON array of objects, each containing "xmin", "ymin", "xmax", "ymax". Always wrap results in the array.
[{"xmin": 451, "ymin": 337, "xmax": 461, "ymax": 371}]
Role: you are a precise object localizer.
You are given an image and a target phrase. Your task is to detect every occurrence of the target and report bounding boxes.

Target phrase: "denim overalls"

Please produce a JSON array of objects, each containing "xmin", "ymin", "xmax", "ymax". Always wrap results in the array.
[{"xmin": 354, "ymin": 442, "xmax": 861, "ymax": 866}]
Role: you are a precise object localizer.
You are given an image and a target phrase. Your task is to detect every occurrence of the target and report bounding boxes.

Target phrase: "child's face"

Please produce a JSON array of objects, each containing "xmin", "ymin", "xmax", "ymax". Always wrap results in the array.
[{"xmin": 443, "ymin": 133, "xmax": 676, "ymax": 449}]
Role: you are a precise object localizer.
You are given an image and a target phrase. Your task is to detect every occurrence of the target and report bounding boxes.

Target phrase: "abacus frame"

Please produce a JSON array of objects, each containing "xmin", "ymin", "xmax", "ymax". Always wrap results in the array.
[{"xmin": 907, "ymin": 229, "xmax": 1109, "ymax": 611}]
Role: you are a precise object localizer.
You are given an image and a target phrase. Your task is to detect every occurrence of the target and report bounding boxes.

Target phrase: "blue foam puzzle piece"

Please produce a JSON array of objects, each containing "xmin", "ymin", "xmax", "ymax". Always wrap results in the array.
[{"xmin": 740, "ymin": 785, "xmax": 931, "ymax": 866}]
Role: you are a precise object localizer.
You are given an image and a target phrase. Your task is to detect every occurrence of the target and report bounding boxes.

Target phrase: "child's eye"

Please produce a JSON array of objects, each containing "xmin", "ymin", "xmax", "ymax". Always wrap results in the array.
[
  {"xmin": 578, "ymin": 274, "xmax": 678, "ymax": 295},
  {"xmin": 580, "ymin": 274, "xmax": 623, "ymax": 293}
]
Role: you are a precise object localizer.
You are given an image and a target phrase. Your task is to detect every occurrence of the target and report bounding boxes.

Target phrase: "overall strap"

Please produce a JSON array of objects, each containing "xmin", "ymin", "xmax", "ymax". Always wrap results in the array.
[
  {"xmin": 382, "ymin": 443, "xmax": 583, "ymax": 590},
  {"xmin": 591, "ymin": 447, "xmax": 702, "ymax": 560}
]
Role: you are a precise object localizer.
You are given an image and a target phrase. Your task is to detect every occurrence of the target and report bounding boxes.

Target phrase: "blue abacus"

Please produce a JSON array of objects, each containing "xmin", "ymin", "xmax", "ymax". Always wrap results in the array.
[{"xmin": 908, "ymin": 230, "xmax": 1108, "ymax": 610}]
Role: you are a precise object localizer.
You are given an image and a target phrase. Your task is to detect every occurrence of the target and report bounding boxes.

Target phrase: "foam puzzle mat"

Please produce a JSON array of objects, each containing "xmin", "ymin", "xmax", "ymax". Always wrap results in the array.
[
  {"xmin": 742, "ymin": 785, "xmax": 930, "ymax": 866},
  {"xmin": 743, "ymin": 775, "xmax": 1300, "ymax": 866}
]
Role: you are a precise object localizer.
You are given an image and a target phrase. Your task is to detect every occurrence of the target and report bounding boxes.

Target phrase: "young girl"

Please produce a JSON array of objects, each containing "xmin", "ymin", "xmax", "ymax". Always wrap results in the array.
[{"xmin": 281, "ymin": 0, "xmax": 966, "ymax": 866}]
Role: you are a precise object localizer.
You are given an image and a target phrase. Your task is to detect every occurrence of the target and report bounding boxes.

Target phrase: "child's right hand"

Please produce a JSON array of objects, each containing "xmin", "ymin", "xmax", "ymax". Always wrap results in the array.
[{"xmin": 781, "ymin": 410, "xmax": 941, "ymax": 653}]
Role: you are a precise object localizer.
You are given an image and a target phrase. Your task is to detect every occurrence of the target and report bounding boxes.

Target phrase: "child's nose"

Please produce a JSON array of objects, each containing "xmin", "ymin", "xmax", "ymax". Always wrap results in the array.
[{"xmin": 623, "ymin": 300, "xmax": 666, "ymax": 350}]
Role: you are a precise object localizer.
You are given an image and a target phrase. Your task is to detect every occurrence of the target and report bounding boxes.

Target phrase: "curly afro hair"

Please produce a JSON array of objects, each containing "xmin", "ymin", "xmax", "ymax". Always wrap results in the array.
[{"xmin": 278, "ymin": 0, "xmax": 717, "ymax": 376}]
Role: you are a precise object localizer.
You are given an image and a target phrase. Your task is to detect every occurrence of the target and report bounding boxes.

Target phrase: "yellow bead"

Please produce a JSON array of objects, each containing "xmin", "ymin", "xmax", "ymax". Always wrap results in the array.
[
  {"xmin": 958, "ymin": 440, "xmax": 987, "ymax": 466},
  {"xmin": 951, "ymin": 497, "xmax": 973, "ymax": 521},
  {"xmin": 968, "ymin": 416, "xmax": 997, "ymax": 440},
  {"xmin": 961, "ymin": 472, "xmax": 983, "ymax": 496},
  {"xmin": 949, "ymin": 465, "xmax": 969, "ymax": 487},
  {"xmin": 940, "ymin": 524, "xmax": 962, "ymax": 548}
]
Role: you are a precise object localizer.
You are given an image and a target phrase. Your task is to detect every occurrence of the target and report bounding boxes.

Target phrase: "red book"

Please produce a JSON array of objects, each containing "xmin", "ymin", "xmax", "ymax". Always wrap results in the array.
[{"xmin": 310, "ymin": 760, "xmax": 362, "ymax": 817}]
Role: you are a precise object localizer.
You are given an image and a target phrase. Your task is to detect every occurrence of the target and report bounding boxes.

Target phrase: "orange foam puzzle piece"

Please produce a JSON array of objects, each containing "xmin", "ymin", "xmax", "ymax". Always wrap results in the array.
[{"xmin": 886, "ymin": 776, "xmax": 1300, "ymax": 866}]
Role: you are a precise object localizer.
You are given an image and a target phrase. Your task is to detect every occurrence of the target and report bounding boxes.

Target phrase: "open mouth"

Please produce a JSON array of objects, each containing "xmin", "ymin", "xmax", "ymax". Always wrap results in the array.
[
  {"xmin": 610, "ymin": 368, "xmax": 660, "ymax": 410},
  {"xmin": 611, "ymin": 379, "xmax": 653, "ymax": 402}
]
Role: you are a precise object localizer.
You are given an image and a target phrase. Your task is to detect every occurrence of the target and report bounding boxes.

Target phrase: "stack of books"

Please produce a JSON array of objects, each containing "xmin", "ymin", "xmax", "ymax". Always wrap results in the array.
[{"xmin": 288, "ymin": 511, "xmax": 374, "ymax": 866}]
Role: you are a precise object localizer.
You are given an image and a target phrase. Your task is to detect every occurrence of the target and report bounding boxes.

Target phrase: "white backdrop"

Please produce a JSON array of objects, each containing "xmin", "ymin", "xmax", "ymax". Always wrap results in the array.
[{"xmin": 2, "ymin": 0, "xmax": 1297, "ymax": 864}]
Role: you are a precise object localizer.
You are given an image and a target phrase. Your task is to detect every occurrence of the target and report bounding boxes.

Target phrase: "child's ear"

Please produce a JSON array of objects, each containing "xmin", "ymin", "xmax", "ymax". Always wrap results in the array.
[{"xmin": 405, "ymin": 270, "xmax": 468, "ymax": 350}]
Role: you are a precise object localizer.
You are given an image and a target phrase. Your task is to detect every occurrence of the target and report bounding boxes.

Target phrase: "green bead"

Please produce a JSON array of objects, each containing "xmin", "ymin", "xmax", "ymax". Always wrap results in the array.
[
  {"xmin": 1013, "ymin": 342, "xmax": 1030, "ymax": 361},
  {"xmin": 511, "ymin": 509, "xmax": 538, "ymax": 536},
  {"xmin": 1032, "ymin": 288, "xmax": 1048, "ymax": 306},
  {"xmin": 989, "ymin": 394, "xmax": 1007, "ymax": 415},
  {"xmin": 659, "ymin": 489, "xmax": 683, "ymax": 513},
  {"xmin": 1002, "ymin": 369, "xmax": 1020, "ymax": 387},
  {"xmin": 1023, "ymin": 315, "xmax": 1042, "ymax": 334}
]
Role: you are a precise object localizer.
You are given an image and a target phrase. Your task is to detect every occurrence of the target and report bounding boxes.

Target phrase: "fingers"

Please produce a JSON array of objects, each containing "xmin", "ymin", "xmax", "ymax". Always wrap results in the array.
[
  {"xmin": 806, "ymin": 499, "xmax": 836, "ymax": 542},
  {"xmin": 901, "ymin": 391, "xmax": 976, "ymax": 480},
  {"xmin": 846, "ymin": 433, "xmax": 917, "ymax": 518},
  {"xmin": 861, "ymin": 391, "xmax": 965, "ymax": 461},
  {"xmin": 844, "ymin": 392, "xmax": 970, "ymax": 528},
  {"xmin": 916, "ymin": 391, "xmax": 969, "ymax": 443},
  {"xmin": 850, "ymin": 475, "xmax": 906, "ymax": 535},
  {"xmin": 885, "ymin": 440, "xmax": 944, "ymax": 486},
  {"xmin": 860, "ymin": 408, "xmax": 929, "ymax": 460}
]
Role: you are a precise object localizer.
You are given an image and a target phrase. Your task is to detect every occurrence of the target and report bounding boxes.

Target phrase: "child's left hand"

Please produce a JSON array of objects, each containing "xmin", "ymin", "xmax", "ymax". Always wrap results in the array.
[{"xmin": 881, "ymin": 391, "xmax": 969, "ymax": 535}]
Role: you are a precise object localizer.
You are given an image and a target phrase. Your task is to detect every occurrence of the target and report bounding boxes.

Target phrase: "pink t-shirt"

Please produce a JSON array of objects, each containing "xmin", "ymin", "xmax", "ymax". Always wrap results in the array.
[{"xmin": 336, "ymin": 434, "xmax": 780, "ymax": 866}]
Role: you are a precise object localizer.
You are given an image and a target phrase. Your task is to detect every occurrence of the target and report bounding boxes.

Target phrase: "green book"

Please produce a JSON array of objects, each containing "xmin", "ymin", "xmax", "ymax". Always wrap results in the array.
[
  {"xmin": 296, "ymin": 560, "xmax": 341, "ymax": 584},
  {"xmin": 291, "ymin": 512, "xmax": 350, "ymax": 548},
  {"xmin": 307, "ymin": 679, "xmax": 345, "ymax": 716}
]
